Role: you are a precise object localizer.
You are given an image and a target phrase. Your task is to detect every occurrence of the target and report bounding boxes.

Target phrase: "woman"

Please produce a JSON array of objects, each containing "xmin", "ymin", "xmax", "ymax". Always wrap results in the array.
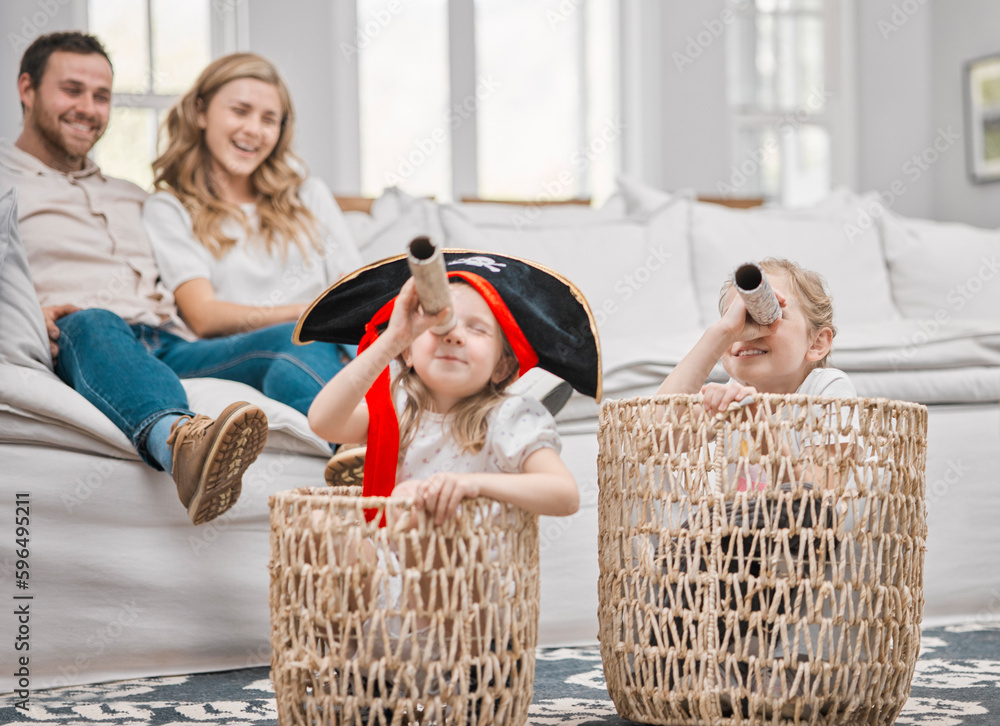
[{"xmin": 144, "ymin": 53, "xmax": 362, "ymax": 416}]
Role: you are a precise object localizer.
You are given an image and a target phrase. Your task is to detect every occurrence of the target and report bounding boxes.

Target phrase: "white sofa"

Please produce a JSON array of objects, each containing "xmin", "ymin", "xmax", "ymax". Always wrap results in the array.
[{"xmin": 2, "ymin": 178, "xmax": 999, "ymax": 692}]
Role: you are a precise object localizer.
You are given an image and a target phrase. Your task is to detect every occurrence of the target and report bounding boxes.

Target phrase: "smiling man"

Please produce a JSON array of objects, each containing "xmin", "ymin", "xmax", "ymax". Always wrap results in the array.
[
  {"xmin": 15, "ymin": 36, "xmax": 110, "ymax": 171},
  {"xmin": 0, "ymin": 32, "xmax": 275, "ymax": 526}
]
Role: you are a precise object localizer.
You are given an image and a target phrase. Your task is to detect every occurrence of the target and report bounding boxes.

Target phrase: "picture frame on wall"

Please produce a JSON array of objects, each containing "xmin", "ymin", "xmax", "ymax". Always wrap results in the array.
[{"xmin": 965, "ymin": 53, "xmax": 1000, "ymax": 184}]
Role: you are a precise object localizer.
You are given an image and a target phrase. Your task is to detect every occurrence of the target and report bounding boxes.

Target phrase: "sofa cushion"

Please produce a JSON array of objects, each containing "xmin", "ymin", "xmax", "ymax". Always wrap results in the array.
[
  {"xmin": 690, "ymin": 200, "xmax": 901, "ymax": 328},
  {"xmin": 351, "ymin": 187, "xmax": 446, "ymax": 265},
  {"xmin": 614, "ymin": 173, "xmax": 695, "ymax": 215},
  {"xmin": 0, "ymin": 363, "xmax": 331, "ymax": 457},
  {"xmin": 881, "ymin": 211, "xmax": 1000, "ymax": 322},
  {"xmin": 0, "ymin": 187, "xmax": 52, "ymax": 371},
  {"xmin": 440, "ymin": 196, "xmax": 701, "ymax": 358}
]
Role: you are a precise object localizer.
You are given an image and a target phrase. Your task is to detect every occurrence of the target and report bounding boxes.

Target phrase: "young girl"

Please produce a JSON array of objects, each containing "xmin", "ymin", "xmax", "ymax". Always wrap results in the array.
[
  {"xmin": 659, "ymin": 256, "xmax": 854, "ymax": 416},
  {"xmin": 656, "ymin": 257, "xmax": 856, "ymax": 710},
  {"xmin": 143, "ymin": 53, "xmax": 362, "ymax": 416},
  {"xmin": 658, "ymin": 256, "xmax": 856, "ymax": 489},
  {"xmin": 305, "ymin": 252, "xmax": 601, "ymax": 521},
  {"xmin": 298, "ymin": 252, "xmax": 600, "ymax": 711}
]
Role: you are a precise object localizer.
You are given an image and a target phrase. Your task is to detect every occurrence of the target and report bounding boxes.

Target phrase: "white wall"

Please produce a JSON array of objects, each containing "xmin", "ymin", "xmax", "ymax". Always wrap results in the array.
[
  {"xmin": 854, "ymin": 0, "xmax": 934, "ymax": 218},
  {"xmin": 855, "ymin": 0, "xmax": 1000, "ymax": 226},
  {"xmin": 0, "ymin": 0, "xmax": 86, "ymax": 143},
  {"xmin": 630, "ymin": 0, "xmax": 732, "ymax": 196},
  {"xmin": 929, "ymin": 1, "xmax": 1000, "ymax": 227}
]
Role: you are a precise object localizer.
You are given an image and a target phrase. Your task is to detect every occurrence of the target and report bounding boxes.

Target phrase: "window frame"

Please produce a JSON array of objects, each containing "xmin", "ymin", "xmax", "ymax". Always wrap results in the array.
[
  {"xmin": 85, "ymin": 0, "xmax": 246, "ymax": 188},
  {"xmin": 725, "ymin": 0, "xmax": 857, "ymax": 205},
  {"xmin": 356, "ymin": 0, "xmax": 615, "ymax": 202}
]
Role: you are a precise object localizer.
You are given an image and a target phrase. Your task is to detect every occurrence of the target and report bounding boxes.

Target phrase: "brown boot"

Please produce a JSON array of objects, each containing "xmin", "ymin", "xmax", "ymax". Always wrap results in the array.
[
  {"xmin": 167, "ymin": 402, "xmax": 269, "ymax": 525},
  {"xmin": 324, "ymin": 445, "xmax": 366, "ymax": 487}
]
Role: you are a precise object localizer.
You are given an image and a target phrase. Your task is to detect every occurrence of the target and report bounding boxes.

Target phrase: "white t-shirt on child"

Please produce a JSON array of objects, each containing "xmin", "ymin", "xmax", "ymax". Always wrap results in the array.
[
  {"xmin": 397, "ymin": 393, "xmax": 561, "ymax": 483},
  {"xmin": 789, "ymin": 367, "xmax": 857, "ymax": 398},
  {"xmin": 365, "ymin": 393, "xmax": 560, "ymax": 675}
]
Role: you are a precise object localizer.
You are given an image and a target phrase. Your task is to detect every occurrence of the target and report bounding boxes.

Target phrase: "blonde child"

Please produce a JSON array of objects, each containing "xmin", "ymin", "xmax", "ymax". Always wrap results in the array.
[
  {"xmin": 307, "ymin": 263, "xmax": 599, "ymax": 520},
  {"xmin": 656, "ymin": 258, "xmax": 856, "ymax": 712},
  {"xmin": 658, "ymin": 256, "xmax": 856, "ymax": 488},
  {"xmin": 298, "ymin": 250, "xmax": 601, "ymax": 703},
  {"xmin": 660, "ymin": 256, "xmax": 853, "ymax": 417}
]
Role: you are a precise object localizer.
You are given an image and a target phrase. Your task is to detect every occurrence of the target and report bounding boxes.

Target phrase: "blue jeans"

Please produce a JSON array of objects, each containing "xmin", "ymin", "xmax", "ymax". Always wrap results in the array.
[{"xmin": 54, "ymin": 309, "xmax": 353, "ymax": 469}]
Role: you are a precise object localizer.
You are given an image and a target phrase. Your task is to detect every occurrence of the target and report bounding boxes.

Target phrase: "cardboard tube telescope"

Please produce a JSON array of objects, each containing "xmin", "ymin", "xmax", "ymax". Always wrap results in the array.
[
  {"xmin": 407, "ymin": 236, "xmax": 456, "ymax": 334},
  {"xmin": 733, "ymin": 263, "xmax": 781, "ymax": 326}
]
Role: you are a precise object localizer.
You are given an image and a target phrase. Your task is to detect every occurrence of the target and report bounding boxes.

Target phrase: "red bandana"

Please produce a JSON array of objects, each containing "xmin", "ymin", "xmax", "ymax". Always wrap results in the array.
[{"xmin": 358, "ymin": 272, "xmax": 538, "ymax": 524}]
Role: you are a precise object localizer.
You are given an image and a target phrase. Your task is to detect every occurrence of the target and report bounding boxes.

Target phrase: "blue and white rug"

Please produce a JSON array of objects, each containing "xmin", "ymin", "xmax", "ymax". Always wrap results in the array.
[{"xmin": 3, "ymin": 623, "xmax": 998, "ymax": 725}]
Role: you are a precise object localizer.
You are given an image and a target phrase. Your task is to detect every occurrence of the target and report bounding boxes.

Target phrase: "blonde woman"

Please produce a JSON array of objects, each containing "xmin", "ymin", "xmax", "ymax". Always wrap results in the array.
[{"xmin": 143, "ymin": 53, "xmax": 362, "ymax": 416}]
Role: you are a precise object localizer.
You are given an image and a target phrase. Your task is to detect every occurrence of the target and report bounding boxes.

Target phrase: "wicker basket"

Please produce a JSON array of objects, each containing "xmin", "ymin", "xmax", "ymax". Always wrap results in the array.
[
  {"xmin": 269, "ymin": 487, "xmax": 539, "ymax": 726},
  {"xmin": 597, "ymin": 395, "xmax": 928, "ymax": 725}
]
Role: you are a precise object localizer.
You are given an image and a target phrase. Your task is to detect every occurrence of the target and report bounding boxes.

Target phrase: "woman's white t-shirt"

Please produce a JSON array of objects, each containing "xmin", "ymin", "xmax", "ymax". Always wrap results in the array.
[{"xmin": 142, "ymin": 176, "xmax": 363, "ymax": 306}]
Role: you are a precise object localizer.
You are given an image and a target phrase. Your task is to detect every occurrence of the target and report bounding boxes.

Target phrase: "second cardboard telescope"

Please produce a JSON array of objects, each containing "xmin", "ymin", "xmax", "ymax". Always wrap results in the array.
[
  {"xmin": 733, "ymin": 262, "xmax": 781, "ymax": 326},
  {"xmin": 406, "ymin": 236, "xmax": 456, "ymax": 334}
]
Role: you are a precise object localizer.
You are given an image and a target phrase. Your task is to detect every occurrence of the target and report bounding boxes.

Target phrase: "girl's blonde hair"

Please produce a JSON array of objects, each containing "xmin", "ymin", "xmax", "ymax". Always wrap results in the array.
[
  {"xmin": 152, "ymin": 53, "xmax": 320, "ymax": 260},
  {"xmin": 719, "ymin": 257, "xmax": 837, "ymax": 367},
  {"xmin": 392, "ymin": 282, "xmax": 521, "ymax": 460}
]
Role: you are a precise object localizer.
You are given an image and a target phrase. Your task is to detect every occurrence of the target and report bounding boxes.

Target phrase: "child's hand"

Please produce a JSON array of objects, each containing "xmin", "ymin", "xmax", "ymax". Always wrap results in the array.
[
  {"xmin": 719, "ymin": 289, "xmax": 787, "ymax": 342},
  {"xmin": 383, "ymin": 478, "xmax": 424, "ymax": 531},
  {"xmin": 701, "ymin": 381, "xmax": 758, "ymax": 418},
  {"xmin": 409, "ymin": 472, "xmax": 479, "ymax": 525},
  {"xmin": 385, "ymin": 278, "xmax": 454, "ymax": 347}
]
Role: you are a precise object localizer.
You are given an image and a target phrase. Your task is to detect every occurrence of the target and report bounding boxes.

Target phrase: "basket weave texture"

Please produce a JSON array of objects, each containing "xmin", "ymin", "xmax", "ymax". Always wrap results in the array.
[
  {"xmin": 269, "ymin": 487, "xmax": 539, "ymax": 725},
  {"xmin": 597, "ymin": 395, "xmax": 928, "ymax": 725}
]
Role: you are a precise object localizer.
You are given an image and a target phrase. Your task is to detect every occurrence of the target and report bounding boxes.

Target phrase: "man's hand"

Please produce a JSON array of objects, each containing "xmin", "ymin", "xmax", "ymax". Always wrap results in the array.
[{"xmin": 42, "ymin": 304, "xmax": 80, "ymax": 363}]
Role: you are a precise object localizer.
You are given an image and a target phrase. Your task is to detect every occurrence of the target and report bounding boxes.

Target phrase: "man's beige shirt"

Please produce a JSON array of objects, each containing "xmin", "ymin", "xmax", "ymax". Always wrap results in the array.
[{"xmin": 0, "ymin": 139, "xmax": 189, "ymax": 334}]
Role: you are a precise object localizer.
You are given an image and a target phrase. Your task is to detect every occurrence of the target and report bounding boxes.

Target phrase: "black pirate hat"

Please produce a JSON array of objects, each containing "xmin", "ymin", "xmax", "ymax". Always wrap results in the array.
[{"xmin": 295, "ymin": 249, "xmax": 602, "ymax": 400}]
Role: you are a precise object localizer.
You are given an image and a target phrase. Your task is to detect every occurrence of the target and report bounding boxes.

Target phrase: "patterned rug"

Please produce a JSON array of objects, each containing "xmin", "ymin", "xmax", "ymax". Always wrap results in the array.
[{"xmin": 4, "ymin": 622, "xmax": 998, "ymax": 725}]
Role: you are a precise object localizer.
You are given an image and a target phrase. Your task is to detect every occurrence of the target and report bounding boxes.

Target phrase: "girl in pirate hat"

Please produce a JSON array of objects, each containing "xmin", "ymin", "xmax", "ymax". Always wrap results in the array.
[
  {"xmin": 299, "ymin": 249, "xmax": 601, "ymax": 521},
  {"xmin": 295, "ymin": 250, "xmax": 600, "ymax": 707}
]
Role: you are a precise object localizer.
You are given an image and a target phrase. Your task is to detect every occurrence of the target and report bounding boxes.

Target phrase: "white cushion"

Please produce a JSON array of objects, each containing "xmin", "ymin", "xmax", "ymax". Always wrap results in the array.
[
  {"xmin": 354, "ymin": 187, "xmax": 446, "ymax": 265},
  {"xmin": 786, "ymin": 186, "xmax": 867, "ymax": 217},
  {"xmin": 0, "ymin": 362, "xmax": 330, "ymax": 458},
  {"xmin": 690, "ymin": 199, "xmax": 901, "ymax": 328},
  {"xmin": 881, "ymin": 211, "xmax": 1000, "ymax": 321},
  {"xmin": 0, "ymin": 187, "xmax": 51, "ymax": 371},
  {"xmin": 440, "ymin": 196, "xmax": 701, "ymax": 358},
  {"xmin": 342, "ymin": 210, "xmax": 378, "ymax": 250},
  {"xmin": 614, "ymin": 173, "xmax": 695, "ymax": 215}
]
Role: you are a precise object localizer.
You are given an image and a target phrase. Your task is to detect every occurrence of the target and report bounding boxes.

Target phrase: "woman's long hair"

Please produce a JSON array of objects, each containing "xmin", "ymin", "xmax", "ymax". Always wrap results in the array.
[
  {"xmin": 152, "ymin": 53, "xmax": 319, "ymax": 260},
  {"xmin": 391, "ymin": 284, "xmax": 521, "ymax": 460}
]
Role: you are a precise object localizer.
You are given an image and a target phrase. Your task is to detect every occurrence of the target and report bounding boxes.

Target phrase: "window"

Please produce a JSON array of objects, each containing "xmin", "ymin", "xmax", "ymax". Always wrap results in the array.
[
  {"xmin": 725, "ymin": 0, "xmax": 839, "ymax": 206},
  {"xmin": 357, "ymin": 0, "xmax": 452, "ymax": 200},
  {"xmin": 87, "ymin": 0, "xmax": 223, "ymax": 190},
  {"xmin": 357, "ymin": 0, "xmax": 620, "ymax": 202}
]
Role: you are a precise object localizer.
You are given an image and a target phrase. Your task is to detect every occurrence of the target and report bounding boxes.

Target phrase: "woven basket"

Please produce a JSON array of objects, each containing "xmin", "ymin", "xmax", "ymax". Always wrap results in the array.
[
  {"xmin": 597, "ymin": 395, "xmax": 928, "ymax": 725},
  {"xmin": 269, "ymin": 487, "xmax": 539, "ymax": 726}
]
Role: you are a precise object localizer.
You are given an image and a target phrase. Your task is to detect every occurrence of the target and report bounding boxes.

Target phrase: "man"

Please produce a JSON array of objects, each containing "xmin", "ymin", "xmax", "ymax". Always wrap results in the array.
[{"xmin": 0, "ymin": 32, "xmax": 272, "ymax": 525}]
